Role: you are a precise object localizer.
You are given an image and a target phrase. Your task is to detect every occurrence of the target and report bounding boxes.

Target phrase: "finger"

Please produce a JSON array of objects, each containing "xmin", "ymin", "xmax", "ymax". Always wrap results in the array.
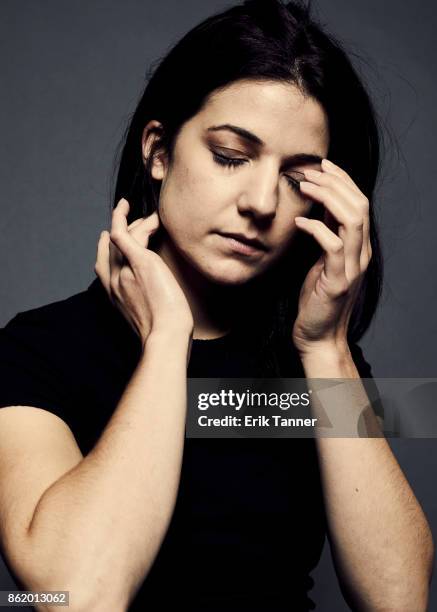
[
  {"xmin": 110, "ymin": 214, "xmax": 159, "ymax": 275},
  {"xmin": 128, "ymin": 211, "xmax": 160, "ymax": 249},
  {"xmin": 109, "ymin": 203, "xmax": 157, "ymax": 288},
  {"xmin": 338, "ymin": 224, "xmax": 362, "ymax": 280},
  {"xmin": 110, "ymin": 213, "xmax": 149, "ymax": 271},
  {"xmin": 303, "ymin": 167, "xmax": 370, "ymax": 263},
  {"xmin": 323, "ymin": 159, "xmax": 373, "ymax": 266},
  {"xmin": 109, "ymin": 238, "xmax": 124, "ymax": 278},
  {"xmin": 127, "ymin": 217, "xmax": 145, "ymax": 231},
  {"xmin": 114, "ymin": 200, "xmax": 160, "ymax": 246},
  {"xmin": 299, "ymin": 181, "xmax": 363, "ymax": 279},
  {"xmin": 95, "ymin": 230, "xmax": 111, "ymax": 294},
  {"xmin": 321, "ymin": 158, "xmax": 363, "ymax": 196},
  {"xmin": 302, "ymin": 169, "xmax": 368, "ymax": 221},
  {"xmin": 110, "ymin": 198, "xmax": 152, "ymax": 268},
  {"xmin": 319, "ymin": 161, "xmax": 372, "ymax": 271},
  {"xmin": 294, "ymin": 217, "xmax": 346, "ymax": 286}
]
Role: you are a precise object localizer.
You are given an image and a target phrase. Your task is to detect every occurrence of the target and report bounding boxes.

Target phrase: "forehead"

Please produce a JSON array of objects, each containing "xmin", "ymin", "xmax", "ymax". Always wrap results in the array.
[{"xmin": 196, "ymin": 79, "xmax": 329, "ymax": 156}]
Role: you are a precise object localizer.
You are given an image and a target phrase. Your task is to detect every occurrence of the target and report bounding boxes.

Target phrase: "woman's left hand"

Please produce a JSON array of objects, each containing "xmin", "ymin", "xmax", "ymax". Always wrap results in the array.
[{"xmin": 291, "ymin": 158, "xmax": 372, "ymax": 356}]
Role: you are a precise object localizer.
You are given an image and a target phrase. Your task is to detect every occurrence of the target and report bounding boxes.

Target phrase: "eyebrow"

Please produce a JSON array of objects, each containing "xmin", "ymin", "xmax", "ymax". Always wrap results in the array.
[{"xmin": 206, "ymin": 123, "xmax": 323, "ymax": 167}]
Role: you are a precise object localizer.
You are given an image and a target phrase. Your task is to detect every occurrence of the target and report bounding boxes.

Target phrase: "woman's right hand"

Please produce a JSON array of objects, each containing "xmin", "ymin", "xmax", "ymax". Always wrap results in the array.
[{"xmin": 94, "ymin": 198, "xmax": 194, "ymax": 348}]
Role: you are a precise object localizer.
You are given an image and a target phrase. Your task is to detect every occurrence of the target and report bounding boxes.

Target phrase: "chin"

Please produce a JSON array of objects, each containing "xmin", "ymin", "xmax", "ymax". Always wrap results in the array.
[
  {"xmin": 195, "ymin": 257, "xmax": 266, "ymax": 286},
  {"xmin": 173, "ymin": 239, "xmax": 270, "ymax": 286}
]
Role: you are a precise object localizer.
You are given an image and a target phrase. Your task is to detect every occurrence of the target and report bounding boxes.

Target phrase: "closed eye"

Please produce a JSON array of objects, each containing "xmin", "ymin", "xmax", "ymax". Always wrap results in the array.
[
  {"xmin": 284, "ymin": 172, "xmax": 305, "ymax": 195},
  {"xmin": 211, "ymin": 151, "xmax": 306, "ymax": 197},
  {"xmin": 212, "ymin": 151, "xmax": 246, "ymax": 168}
]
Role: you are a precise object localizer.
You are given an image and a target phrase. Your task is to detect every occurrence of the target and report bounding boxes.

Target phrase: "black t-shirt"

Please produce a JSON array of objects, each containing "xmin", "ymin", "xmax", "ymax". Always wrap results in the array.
[{"xmin": 0, "ymin": 278, "xmax": 382, "ymax": 611}]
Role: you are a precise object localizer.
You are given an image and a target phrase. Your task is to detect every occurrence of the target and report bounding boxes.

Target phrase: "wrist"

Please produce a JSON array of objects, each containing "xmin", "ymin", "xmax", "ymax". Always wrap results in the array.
[
  {"xmin": 143, "ymin": 327, "xmax": 193, "ymax": 353},
  {"xmin": 296, "ymin": 338, "xmax": 350, "ymax": 360},
  {"xmin": 298, "ymin": 339, "xmax": 352, "ymax": 366},
  {"xmin": 299, "ymin": 341, "xmax": 357, "ymax": 378}
]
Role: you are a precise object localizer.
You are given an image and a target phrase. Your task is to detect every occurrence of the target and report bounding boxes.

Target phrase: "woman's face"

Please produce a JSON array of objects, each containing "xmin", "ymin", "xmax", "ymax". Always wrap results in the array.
[{"xmin": 145, "ymin": 79, "xmax": 329, "ymax": 286}]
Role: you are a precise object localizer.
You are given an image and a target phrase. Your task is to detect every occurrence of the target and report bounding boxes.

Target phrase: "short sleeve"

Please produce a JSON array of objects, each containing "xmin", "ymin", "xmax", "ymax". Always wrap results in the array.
[
  {"xmin": 0, "ymin": 311, "xmax": 72, "ymax": 425},
  {"xmin": 350, "ymin": 343, "xmax": 384, "ymax": 421}
]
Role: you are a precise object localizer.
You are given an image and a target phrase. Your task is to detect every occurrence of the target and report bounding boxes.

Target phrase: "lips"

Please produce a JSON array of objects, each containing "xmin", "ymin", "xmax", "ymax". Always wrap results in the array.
[
  {"xmin": 218, "ymin": 232, "xmax": 267, "ymax": 251},
  {"xmin": 216, "ymin": 233, "xmax": 267, "ymax": 258}
]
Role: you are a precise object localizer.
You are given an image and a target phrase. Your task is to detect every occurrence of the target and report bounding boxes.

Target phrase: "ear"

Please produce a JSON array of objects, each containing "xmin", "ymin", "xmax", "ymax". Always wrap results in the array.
[{"xmin": 141, "ymin": 120, "xmax": 167, "ymax": 181}]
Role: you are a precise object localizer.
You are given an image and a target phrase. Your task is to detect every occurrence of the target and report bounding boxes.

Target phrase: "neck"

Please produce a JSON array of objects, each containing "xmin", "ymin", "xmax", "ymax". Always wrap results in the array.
[{"xmin": 154, "ymin": 235, "xmax": 245, "ymax": 340}]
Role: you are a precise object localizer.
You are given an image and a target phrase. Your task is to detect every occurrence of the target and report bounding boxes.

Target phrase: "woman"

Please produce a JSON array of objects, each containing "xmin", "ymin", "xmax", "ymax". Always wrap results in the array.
[{"xmin": 0, "ymin": 0, "xmax": 433, "ymax": 610}]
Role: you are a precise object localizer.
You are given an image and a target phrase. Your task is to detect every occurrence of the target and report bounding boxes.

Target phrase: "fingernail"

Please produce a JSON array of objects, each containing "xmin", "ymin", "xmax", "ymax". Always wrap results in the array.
[{"xmin": 322, "ymin": 158, "xmax": 335, "ymax": 168}]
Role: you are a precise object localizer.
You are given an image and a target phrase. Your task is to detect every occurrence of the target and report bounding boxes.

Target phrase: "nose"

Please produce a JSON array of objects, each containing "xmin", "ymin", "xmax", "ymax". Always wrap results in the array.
[{"xmin": 236, "ymin": 162, "xmax": 279, "ymax": 221}]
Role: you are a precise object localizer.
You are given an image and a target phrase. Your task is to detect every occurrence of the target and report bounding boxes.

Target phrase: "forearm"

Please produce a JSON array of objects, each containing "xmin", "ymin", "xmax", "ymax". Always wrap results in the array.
[
  {"xmin": 24, "ymin": 330, "xmax": 190, "ymax": 611},
  {"xmin": 301, "ymin": 345, "xmax": 434, "ymax": 611}
]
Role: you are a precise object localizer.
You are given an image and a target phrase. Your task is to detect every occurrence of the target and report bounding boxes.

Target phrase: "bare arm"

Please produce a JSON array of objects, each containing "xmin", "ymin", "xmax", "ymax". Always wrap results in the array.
[
  {"xmin": 24, "ymin": 329, "xmax": 190, "ymax": 611},
  {"xmin": 302, "ymin": 345, "xmax": 434, "ymax": 612},
  {"xmin": 1, "ymin": 198, "xmax": 194, "ymax": 611}
]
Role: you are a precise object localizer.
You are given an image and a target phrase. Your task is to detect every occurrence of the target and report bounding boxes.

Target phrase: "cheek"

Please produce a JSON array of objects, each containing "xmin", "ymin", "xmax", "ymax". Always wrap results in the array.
[
  {"xmin": 162, "ymin": 156, "xmax": 229, "ymax": 224},
  {"xmin": 158, "ymin": 165, "xmax": 213, "ymax": 239},
  {"xmin": 273, "ymin": 199, "xmax": 315, "ymax": 243},
  {"xmin": 274, "ymin": 213, "xmax": 299, "ymax": 245}
]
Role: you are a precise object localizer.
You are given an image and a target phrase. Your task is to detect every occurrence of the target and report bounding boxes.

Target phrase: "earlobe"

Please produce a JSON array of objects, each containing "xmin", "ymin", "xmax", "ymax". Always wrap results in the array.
[{"xmin": 150, "ymin": 153, "xmax": 166, "ymax": 181}]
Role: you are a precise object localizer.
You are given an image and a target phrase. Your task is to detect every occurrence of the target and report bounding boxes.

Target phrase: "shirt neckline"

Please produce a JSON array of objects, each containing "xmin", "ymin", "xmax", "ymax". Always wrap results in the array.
[{"xmin": 87, "ymin": 278, "xmax": 235, "ymax": 347}]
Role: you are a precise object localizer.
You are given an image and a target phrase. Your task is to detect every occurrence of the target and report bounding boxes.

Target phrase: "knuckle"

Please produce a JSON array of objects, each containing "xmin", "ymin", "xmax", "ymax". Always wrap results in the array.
[
  {"xmin": 359, "ymin": 195, "xmax": 369, "ymax": 209},
  {"xmin": 119, "ymin": 266, "xmax": 135, "ymax": 283},
  {"xmin": 336, "ymin": 282, "xmax": 349, "ymax": 297},
  {"xmin": 129, "ymin": 217, "xmax": 144, "ymax": 231},
  {"xmin": 330, "ymin": 240, "xmax": 344, "ymax": 254},
  {"xmin": 347, "ymin": 215, "xmax": 364, "ymax": 230},
  {"xmin": 321, "ymin": 173, "xmax": 334, "ymax": 186},
  {"xmin": 110, "ymin": 230, "xmax": 121, "ymax": 243}
]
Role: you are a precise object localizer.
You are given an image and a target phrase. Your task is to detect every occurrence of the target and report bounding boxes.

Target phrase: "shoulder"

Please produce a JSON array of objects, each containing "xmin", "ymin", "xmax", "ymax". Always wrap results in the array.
[
  {"xmin": 4, "ymin": 278, "xmax": 110, "ymax": 327},
  {"xmin": 1, "ymin": 278, "xmax": 137, "ymax": 352},
  {"xmin": 1, "ymin": 284, "xmax": 85, "ymax": 354},
  {"xmin": 0, "ymin": 278, "xmax": 131, "ymax": 399},
  {"xmin": 0, "ymin": 285, "xmax": 97, "ymax": 435},
  {"xmin": 1, "ymin": 281, "xmax": 101, "ymax": 374},
  {"xmin": 0, "ymin": 279, "xmax": 140, "ymax": 454},
  {"xmin": 3, "ymin": 284, "xmax": 92, "ymax": 336}
]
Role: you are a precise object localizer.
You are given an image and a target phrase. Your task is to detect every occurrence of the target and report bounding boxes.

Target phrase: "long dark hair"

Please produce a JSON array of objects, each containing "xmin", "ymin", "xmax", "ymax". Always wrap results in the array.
[{"xmin": 111, "ymin": 0, "xmax": 384, "ymax": 376}]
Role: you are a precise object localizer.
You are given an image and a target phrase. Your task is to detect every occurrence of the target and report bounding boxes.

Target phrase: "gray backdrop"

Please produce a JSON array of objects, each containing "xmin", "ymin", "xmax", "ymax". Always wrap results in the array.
[{"xmin": 0, "ymin": 1, "xmax": 436, "ymax": 610}]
